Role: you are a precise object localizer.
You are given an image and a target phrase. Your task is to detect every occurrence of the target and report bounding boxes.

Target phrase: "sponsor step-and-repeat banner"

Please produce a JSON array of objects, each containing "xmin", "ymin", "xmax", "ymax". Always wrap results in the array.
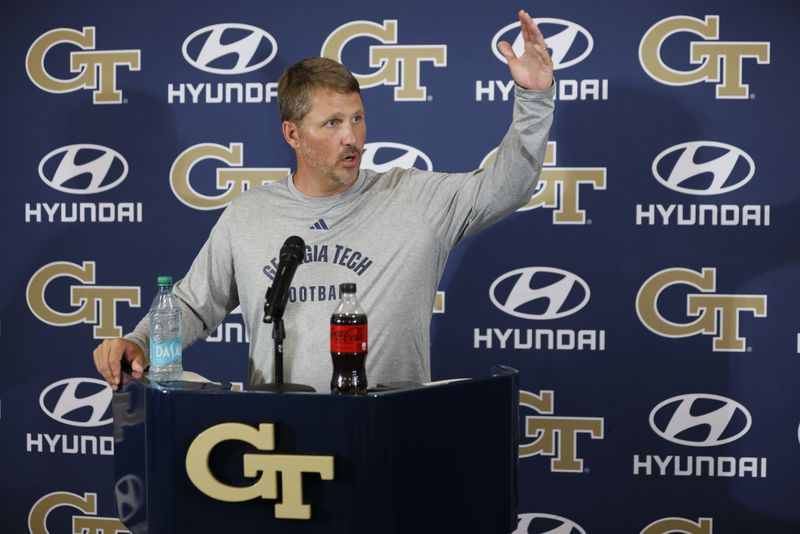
[{"xmin": 1, "ymin": 0, "xmax": 798, "ymax": 532}]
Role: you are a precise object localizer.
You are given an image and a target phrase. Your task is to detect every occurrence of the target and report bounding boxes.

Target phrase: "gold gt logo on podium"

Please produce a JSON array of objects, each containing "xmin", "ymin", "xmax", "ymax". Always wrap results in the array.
[{"xmin": 186, "ymin": 422, "xmax": 334, "ymax": 520}]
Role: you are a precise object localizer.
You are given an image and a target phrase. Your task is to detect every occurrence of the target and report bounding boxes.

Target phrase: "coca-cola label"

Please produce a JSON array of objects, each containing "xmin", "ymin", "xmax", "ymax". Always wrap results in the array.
[{"xmin": 330, "ymin": 324, "xmax": 368, "ymax": 353}]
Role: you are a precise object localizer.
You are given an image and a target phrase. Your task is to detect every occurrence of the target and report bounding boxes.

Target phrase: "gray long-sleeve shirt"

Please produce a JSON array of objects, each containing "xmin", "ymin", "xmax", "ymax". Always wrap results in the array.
[{"xmin": 127, "ymin": 84, "xmax": 555, "ymax": 392}]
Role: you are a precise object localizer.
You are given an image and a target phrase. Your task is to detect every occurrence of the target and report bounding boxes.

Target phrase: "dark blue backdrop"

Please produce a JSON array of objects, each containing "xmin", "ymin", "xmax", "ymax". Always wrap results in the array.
[{"xmin": 2, "ymin": 0, "xmax": 798, "ymax": 532}]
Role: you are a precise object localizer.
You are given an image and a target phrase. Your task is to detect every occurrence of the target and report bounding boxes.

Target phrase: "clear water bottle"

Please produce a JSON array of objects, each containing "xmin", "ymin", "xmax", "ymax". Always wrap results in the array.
[{"xmin": 148, "ymin": 275, "xmax": 183, "ymax": 382}]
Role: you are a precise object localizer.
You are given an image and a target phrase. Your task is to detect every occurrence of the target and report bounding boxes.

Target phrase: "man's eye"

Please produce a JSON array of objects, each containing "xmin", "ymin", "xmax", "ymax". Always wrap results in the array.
[
  {"xmin": 325, "ymin": 119, "xmax": 339, "ymax": 127},
  {"xmin": 352, "ymin": 115, "xmax": 362, "ymax": 123}
]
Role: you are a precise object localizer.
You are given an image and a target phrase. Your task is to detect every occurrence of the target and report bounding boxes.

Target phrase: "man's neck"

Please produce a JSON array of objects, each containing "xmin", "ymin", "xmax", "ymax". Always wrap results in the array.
[{"xmin": 292, "ymin": 170, "xmax": 356, "ymax": 197}]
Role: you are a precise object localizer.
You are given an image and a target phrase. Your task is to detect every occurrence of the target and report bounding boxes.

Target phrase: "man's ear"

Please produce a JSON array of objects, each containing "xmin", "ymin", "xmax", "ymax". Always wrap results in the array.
[{"xmin": 282, "ymin": 120, "xmax": 300, "ymax": 149}]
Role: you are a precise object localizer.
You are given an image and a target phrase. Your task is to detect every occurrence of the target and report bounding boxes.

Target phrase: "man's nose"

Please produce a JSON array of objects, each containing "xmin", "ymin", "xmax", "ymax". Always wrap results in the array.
[{"xmin": 340, "ymin": 122, "xmax": 356, "ymax": 146}]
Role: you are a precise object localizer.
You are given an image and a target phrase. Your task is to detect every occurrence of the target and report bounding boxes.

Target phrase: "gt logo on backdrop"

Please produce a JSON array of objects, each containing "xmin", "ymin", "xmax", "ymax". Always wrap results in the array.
[
  {"xmin": 477, "ymin": 267, "xmax": 605, "ymax": 351},
  {"xmin": 636, "ymin": 267, "xmax": 767, "ymax": 351},
  {"xmin": 478, "ymin": 18, "xmax": 607, "ymax": 102},
  {"xmin": 360, "ymin": 142, "xmax": 433, "ymax": 172},
  {"xmin": 26, "ymin": 27, "xmax": 140, "ymax": 104},
  {"xmin": 641, "ymin": 517, "xmax": 713, "ymax": 534},
  {"xmin": 26, "ymin": 144, "xmax": 143, "ymax": 224},
  {"xmin": 27, "ymin": 261, "xmax": 140, "ymax": 338},
  {"xmin": 170, "ymin": 143, "xmax": 289, "ymax": 210},
  {"xmin": 636, "ymin": 141, "xmax": 769, "ymax": 226},
  {"xmin": 321, "ymin": 20, "xmax": 446, "ymax": 101},
  {"xmin": 519, "ymin": 390, "xmax": 603, "ymax": 472},
  {"xmin": 28, "ymin": 491, "xmax": 128, "ymax": 534},
  {"xmin": 514, "ymin": 513, "xmax": 586, "ymax": 534},
  {"xmin": 634, "ymin": 394, "xmax": 766, "ymax": 478},
  {"xmin": 186, "ymin": 422, "xmax": 334, "ymax": 520},
  {"xmin": 639, "ymin": 15, "xmax": 769, "ymax": 99},
  {"xmin": 169, "ymin": 24, "xmax": 279, "ymax": 104},
  {"xmin": 481, "ymin": 142, "xmax": 606, "ymax": 224}
]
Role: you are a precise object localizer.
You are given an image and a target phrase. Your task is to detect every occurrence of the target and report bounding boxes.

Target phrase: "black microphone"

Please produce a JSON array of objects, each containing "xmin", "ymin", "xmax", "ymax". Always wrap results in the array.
[{"xmin": 263, "ymin": 236, "xmax": 305, "ymax": 323}]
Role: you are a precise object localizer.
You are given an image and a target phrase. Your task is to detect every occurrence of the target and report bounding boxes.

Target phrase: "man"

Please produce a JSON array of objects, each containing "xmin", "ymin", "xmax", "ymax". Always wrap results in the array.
[{"xmin": 94, "ymin": 10, "xmax": 555, "ymax": 392}]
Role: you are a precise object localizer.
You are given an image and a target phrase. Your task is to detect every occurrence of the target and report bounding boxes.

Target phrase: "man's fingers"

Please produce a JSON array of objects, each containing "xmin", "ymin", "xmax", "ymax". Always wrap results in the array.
[
  {"xmin": 108, "ymin": 339, "xmax": 126, "ymax": 389},
  {"xmin": 525, "ymin": 12, "xmax": 546, "ymax": 46},
  {"xmin": 518, "ymin": 10, "xmax": 531, "ymax": 43},
  {"xmin": 93, "ymin": 344, "xmax": 112, "ymax": 385},
  {"xmin": 520, "ymin": 10, "xmax": 548, "ymax": 62},
  {"xmin": 92, "ymin": 338, "xmax": 130, "ymax": 390},
  {"xmin": 496, "ymin": 40, "xmax": 516, "ymax": 62},
  {"xmin": 124, "ymin": 343, "xmax": 145, "ymax": 373}
]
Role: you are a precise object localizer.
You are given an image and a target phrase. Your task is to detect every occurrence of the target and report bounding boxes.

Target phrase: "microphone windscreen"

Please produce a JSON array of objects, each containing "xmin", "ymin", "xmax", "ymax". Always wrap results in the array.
[{"xmin": 280, "ymin": 235, "xmax": 305, "ymax": 262}]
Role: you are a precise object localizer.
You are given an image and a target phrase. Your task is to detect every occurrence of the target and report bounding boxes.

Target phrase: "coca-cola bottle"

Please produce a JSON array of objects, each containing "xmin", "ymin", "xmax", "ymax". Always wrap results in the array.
[{"xmin": 330, "ymin": 283, "xmax": 368, "ymax": 394}]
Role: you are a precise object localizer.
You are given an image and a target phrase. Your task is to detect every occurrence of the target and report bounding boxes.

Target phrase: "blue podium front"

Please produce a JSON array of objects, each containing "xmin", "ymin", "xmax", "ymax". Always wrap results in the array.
[{"xmin": 112, "ymin": 366, "xmax": 519, "ymax": 533}]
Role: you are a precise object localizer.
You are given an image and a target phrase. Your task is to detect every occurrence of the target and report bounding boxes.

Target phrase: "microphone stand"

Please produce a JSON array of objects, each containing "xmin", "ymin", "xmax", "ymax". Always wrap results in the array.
[
  {"xmin": 255, "ymin": 285, "xmax": 316, "ymax": 393},
  {"xmin": 273, "ymin": 317, "xmax": 285, "ymax": 385}
]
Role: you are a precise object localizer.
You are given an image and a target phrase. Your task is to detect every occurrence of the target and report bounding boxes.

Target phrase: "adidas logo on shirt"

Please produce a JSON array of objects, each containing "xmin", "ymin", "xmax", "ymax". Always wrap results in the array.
[{"xmin": 309, "ymin": 219, "xmax": 329, "ymax": 230}]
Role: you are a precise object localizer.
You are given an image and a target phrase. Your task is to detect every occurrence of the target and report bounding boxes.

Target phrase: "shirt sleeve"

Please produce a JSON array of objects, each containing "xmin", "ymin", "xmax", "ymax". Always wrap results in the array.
[
  {"xmin": 124, "ymin": 206, "xmax": 240, "ymax": 361},
  {"xmin": 400, "ymin": 83, "xmax": 555, "ymax": 250}
]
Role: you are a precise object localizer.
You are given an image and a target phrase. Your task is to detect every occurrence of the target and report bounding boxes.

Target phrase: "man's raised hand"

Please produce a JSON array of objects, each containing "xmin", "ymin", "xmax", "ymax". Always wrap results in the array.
[{"xmin": 496, "ymin": 10, "xmax": 554, "ymax": 91}]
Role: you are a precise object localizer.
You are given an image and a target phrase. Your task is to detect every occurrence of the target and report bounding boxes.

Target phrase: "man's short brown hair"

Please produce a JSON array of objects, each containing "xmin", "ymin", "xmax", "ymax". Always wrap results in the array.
[{"xmin": 278, "ymin": 57, "xmax": 361, "ymax": 124}]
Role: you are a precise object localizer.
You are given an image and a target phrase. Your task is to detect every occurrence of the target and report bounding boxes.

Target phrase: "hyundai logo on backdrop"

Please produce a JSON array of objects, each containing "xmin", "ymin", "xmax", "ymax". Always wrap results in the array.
[
  {"xmin": 514, "ymin": 512, "xmax": 586, "ymax": 534},
  {"xmin": 26, "ymin": 145, "xmax": 142, "ymax": 223},
  {"xmin": 633, "ymin": 394, "xmax": 766, "ymax": 478},
  {"xmin": 182, "ymin": 23, "xmax": 277, "ymax": 75},
  {"xmin": 169, "ymin": 24, "xmax": 279, "ymax": 103},
  {"xmin": 637, "ymin": 141, "xmax": 769, "ymax": 226},
  {"xmin": 38, "ymin": 144, "xmax": 128, "ymax": 194},
  {"xmin": 40, "ymin": 378, "xmax": 112, "ymax": 427},
  {"xmin": 27, "ymin": 378, "xmax": 115, "ymax": 456},
  {"xmin": 491, "ymin": 18, "xmax": 593, "ymax": 69},
  {"xmin": 652, "ymin": 141, "xmax": 755, "ymax": 196},
  {"xmin": 490, "ymin": 267, "xmax": 589, "ymax": 320},
  {"xmin": 649, "ymin": 393, "xmax": 751, "ymax": 447},
  {"xmin": 476, "ymin": 267, "xmax": 605, "ymax": 351},
  {"xmin": 478, "ymin": 18, "xmax": 607, "ymax": 102},
  {"xmin": 360, "ymin": 142, "xmax": 433, "ymax": 172}
]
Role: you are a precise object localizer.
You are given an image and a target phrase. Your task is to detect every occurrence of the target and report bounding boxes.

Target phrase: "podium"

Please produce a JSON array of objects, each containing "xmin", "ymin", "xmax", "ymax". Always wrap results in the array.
[{"xmin": 112, "ymin": 366, "xmax": 519, "ymax": 533}]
